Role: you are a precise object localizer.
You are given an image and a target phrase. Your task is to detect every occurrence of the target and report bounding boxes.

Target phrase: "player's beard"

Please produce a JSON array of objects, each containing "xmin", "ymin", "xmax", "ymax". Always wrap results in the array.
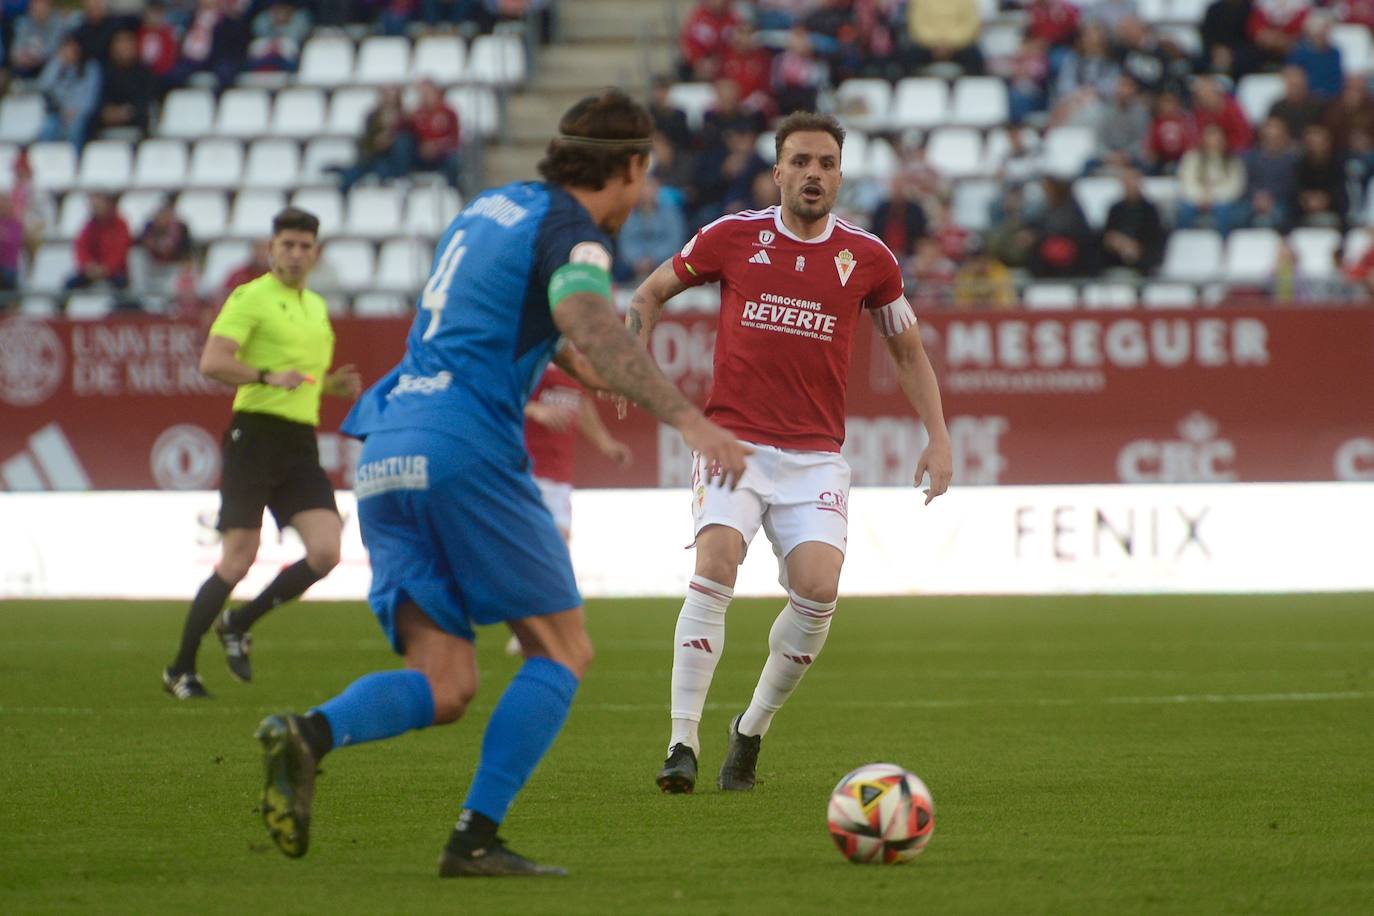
[{"xmin": 785, "ymin": 187, "xmax": 834, "ymax": 223}]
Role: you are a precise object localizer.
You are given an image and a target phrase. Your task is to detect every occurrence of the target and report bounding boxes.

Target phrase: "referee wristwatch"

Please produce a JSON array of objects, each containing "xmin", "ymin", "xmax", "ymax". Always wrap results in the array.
[{"xmin": 257, "ymin": 368, "xmax": 270, "ymax": 385}]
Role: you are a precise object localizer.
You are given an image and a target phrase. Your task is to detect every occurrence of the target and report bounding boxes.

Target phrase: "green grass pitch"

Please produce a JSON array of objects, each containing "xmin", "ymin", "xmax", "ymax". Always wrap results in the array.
[{"xmin": 2, "ymin": 595, "xmax": 1372, "ymax": 915}]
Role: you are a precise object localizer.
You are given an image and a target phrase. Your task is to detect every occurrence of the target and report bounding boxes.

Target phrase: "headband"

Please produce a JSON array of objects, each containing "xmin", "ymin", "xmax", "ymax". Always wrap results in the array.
[{"xmin": 555, "ymin": 133, "xmax": 653, "ymax": 149}]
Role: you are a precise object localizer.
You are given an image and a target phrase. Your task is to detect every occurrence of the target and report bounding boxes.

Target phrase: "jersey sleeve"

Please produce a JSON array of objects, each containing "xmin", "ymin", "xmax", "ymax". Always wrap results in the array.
[
  {"xmin": 535, "ymin": 212, "xmax": 615, "ymax": 309},
  {"xmin": 864, "ymin": 242, "xmax": 916, "ymax": 338},
  {"xmin": 671, "ymin": 220, "xmax": 729, "ymax": 286},
  {"xmin": 208, "ymin": 285, "xmax": 260, "ymax": 345}
]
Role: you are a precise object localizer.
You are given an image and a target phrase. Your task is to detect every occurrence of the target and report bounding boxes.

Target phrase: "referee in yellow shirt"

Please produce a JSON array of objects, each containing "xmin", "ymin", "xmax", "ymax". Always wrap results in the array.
[{"xmin": 164, "ymin": 207, "xmax": 362, "ymax": 699}]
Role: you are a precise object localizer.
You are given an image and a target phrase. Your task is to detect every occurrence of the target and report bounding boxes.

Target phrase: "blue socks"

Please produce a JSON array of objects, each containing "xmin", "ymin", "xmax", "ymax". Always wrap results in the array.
[
  {"xmin": 463, "ymin": 657, "xmax": 580, "ymax": 824},
  {"xmin": 313, "ymin": 669, "xmax": 436, "ymax": 749}
]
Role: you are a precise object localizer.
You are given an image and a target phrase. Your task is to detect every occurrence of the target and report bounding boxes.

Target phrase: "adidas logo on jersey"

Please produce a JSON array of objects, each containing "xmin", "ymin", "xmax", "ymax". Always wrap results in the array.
[{"xmin": 747, "ymin": 250, "xmax": 771, "ymax": 265}]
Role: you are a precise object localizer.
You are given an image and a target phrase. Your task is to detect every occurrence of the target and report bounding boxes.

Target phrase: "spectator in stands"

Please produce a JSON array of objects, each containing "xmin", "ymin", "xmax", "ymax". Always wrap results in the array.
[
  {"xmin": 771, "ymin": 26, "xmax": 828, "ymax": 116},
  {"xmin": 132, "ymin": 200, "xmax": 194, "ymax": 299},
  {"xmin": 1093, "ymin": 75, "xmax": 1150, "ymax": 174},
  {"xmin": 65, "ymin": 192, "xmax": 131, "ymax": 291},
  {"xmin": 1268, "ymin": 66, "xmax": 1327, "ymax": 140},
  {"xmin": 705, "ymin": 125, "xmax": 770, "ymax": 218},
  {"xmin": 1154, "ymin": 32, "xmax": 1197, "ymax": 97},
  {"xmin": 906, "ymin": 0, "xmax": 985, "ymax": 76},
  {"xmin": 1146, "ymin": 89, "xmax": 1193, "ymax": 174},
  {"xmin": 1341, "ymin": 239, "xmax": 1374, "ymax": 298},
  {"xmin": 419, "ymin": 0, "xmax": 495, "ymax": 35},
  {"xmin": 837, "ymin": 0, "xmax": 902, "ymax": 82},
  {"xmin": 1113, "ymin": 17, "xmax": 1166, "ymax": 96},
  {"xmin": 647, "ymin": 75, "xmax": 692, "ymax": 150},
  {"xmin": 754, "ymin": 0, "xmax": 805, "ymax": 31},
  {"xmin": 870, "ymin": 172, "xmax": 930, "ymax": 262},
  {"xmin": 1027, "ymin": 0, "xmax": 1081, "ymax": 73},
  {"xmin": 679, "ymin": 0, "xmax": 741, "ymax": 81},
  {"xmin": 337, "ymin": 86, "xmax": 413, "ymax": 191},
  {"xmin": 37, "ymin": 36, "xmax": 102, "ymax": 149},
  {"xmin": 1190, "ymin": 75, "xmax": 1252, "ymax": 152},
  {"xmin": 10, "ymin": 151, "xmax": 55, "ymax": 263},
  {"xmin": 700, "ymin": 78, "xmax": 766, "ymax": 146},
  {"xmin": 1248, "ymin": 0, "xmax": 1308, "ymax": 70},
  {"xmin": 953, "ymin": 235, "xmax": 1015, "ymax": 310},
  {"xmin": 1202, "ymin": 0, "xmax": 1259, "ymax": 79},
  {"xmin": 721, "ymin": 23, "xmax": 774, "ymax": 117},
  {"xmin": 1101, "ymin": 167, "xmax": 1165, "ymax": 274},
  {"xmin": 172, "ymin": 0, "xmax": 247, "ymax": 90},
  {"xmin": 650, "ymin": 130, "xmax": 694, "ymax": 199},
  {"xmin": 616, "ymin": 175, "xmax": 687, "ymax": 283},
  {"xmin": 1294, "ymin": 124, "xmax": 1348, "ymax": 229},
  {"xmin": 409, "ymin": 78, "xmax": 463, "ymax": 189},
  {"xmin": 96, "ymin": 29, "xmax": 154, "ymax": 138},
  {"xmin": 0, "ymin": 193, "xmax": 21, "ymax": 295},
  {"xmin": 249, "ymin": 1, "xmax": 312, "ymax": 73},
  {"xmin": 221, "ymin": 238, "xmax": 270, "ymax": 300},
  {"xmin": 1242, "ymin": 116, "xmax": 1299, "ymax": 230},
  {"xmin": 139, "ymin": 2, "xmax": 180, "ymax": 87},
  {"xmin": 1287, "ymin": 11, "xmax": 1343, "ymax": 102},
  {"xmin": 1029, "ymin": 177, "xmax": 1095, "ymax": 278},
  {"xmin": 1053, "ymin": 22, "xmax": 1120, "ymax": 109},
  {"xmin": 9, "ymin": 0, "xmax": 68, "ymax": 79},
  {"xmin": 1339, "ymin": 0, "xmax": 1374, "ymax": 29},
  {"xmin": 1324, "ymin": 75, "xmax": 1374, "ymax": 153},
  {"xmin": 986, "ymin": 184, "xmax": 1036, "ymax": 269},
  {"xmin": 1004, "ymin": 37, "xmax": 1050, "ymax": 124},
  {"xmin": 1177, "ymin": 123, "xmax": 1248, "ymax": 235},
  {"xmin": 910, "ymin": 235, "xmax": 957, "ymax": 307},
  {"xmin": 930, "ymin": 198, "xmax": 970, "ymax": 262},
  {"xmin": 1085, "ymin": 0, "xmax": 1137, "ymax": 34},
  {"xmin": 73, "ymin": 0, "xmax": 134, "ymax": 67},
  {"xmin": 1344, "ymin": 126, "xmax": 1374, "ymax": 220},
  {"xmin": 748, "ymin": 169, "xmax": 780, "ymax": 209}
]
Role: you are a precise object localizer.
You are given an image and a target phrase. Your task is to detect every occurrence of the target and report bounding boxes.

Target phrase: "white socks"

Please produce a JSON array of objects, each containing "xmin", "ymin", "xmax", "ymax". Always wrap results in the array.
[
  {"xmin": 668, "ymin": 576, "xmax": 734, "ymax": 755},
  {"xmin": 737, "ymin": 591, "xmax": 836, "ymax": 738}
]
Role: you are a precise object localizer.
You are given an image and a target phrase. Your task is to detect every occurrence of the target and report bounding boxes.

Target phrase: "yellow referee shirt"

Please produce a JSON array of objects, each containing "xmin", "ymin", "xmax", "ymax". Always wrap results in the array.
[{"xmin": 209, "ymin": 271, "xmax": 335, "ymax": 427}]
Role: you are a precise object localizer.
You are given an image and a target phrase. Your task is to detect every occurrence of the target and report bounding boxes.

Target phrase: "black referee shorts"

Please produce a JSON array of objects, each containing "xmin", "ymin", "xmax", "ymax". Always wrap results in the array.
[{"xmin": 217, "ymin": 411, "xmax": 339, "ymax": 532}]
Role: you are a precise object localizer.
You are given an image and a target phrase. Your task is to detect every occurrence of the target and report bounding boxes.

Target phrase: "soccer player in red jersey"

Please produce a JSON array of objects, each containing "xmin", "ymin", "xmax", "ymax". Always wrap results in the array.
[{"xmin": 624, "ymin": 112, "xmax": 954, "ymax": 793}]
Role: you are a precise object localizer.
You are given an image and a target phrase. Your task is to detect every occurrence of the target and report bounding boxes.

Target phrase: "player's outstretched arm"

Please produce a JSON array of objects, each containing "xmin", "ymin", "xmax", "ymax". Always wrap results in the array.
[
  {"xmin": 199, "ymin": 334, "xmax": 306, "ymax": 390},
  {"xmin": 626, "ymin": 258, "xmax": 690, "ymax": 347},
  {"xmin": 551, "ymin": 342, "xmax": 611, "ymax": 391},
  {"xmin": 576, "ymin": 396, "xmax": 632, "ymax": 468},
  {"xmin": 885, "ymin": 322, "xmax": 953, "ymax": 504}
]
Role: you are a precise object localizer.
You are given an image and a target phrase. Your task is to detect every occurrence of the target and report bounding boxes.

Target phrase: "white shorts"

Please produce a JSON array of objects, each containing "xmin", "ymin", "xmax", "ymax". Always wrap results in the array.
[
  {"xmin": 534, "ymin": 477, "xmax": 573, "ymax": 538},
  {"xmin": 691, "ymin": 442, "xmax": 851, "ymax": 562}
]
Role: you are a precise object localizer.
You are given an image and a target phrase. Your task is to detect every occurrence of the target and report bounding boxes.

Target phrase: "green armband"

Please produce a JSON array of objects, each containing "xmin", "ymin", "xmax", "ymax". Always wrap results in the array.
[{"xmin": 548, "ymin": 262, "xmax": 612, "ymax": 310}]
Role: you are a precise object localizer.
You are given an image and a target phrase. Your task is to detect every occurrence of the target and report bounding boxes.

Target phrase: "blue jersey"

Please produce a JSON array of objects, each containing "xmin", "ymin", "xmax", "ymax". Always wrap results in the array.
[{"xmin": 342, "ymin": 181, "xmax": 613, "ymax": 462}]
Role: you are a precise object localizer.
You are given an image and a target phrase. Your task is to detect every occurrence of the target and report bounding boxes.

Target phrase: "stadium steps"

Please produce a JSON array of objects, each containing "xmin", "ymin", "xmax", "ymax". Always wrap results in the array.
[{"xmin": 556, "ymin": 0, "xmax": 677, "ymax": 43}]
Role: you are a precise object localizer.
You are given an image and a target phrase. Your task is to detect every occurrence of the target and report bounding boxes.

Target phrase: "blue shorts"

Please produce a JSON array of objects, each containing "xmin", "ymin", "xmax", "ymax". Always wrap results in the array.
[{"xmin": 354, "ymin": 428, "xmax": 582, "ymax": 652}]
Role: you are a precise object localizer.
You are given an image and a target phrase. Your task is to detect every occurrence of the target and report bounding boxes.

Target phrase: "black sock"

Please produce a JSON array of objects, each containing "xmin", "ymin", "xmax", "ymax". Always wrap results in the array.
[
  {"xmin": 225, "ymin": 559, "xmax": 324, "ymax": 631},
  {"xmin": 299, "ymin": 711, "xmax": 333, "ymax": 761},
  {"xmin": 447, "ymin": 810, "xmax": 500, "ymax": 852},
  {"xmin": 171, "ymin": 573, "xmax": 233, "ymax": 674}
]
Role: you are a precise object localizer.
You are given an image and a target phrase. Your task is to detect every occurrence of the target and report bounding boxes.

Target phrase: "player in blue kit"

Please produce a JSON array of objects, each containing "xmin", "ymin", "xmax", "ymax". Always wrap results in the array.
[{"xmin": 251, "ymin": 90, "xmax": 750, "ymax": 877}]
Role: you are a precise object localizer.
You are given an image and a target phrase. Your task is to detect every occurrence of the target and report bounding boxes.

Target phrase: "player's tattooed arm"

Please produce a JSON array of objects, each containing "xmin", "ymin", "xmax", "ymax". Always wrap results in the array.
[
  {"xmin": 885, "ymin": 321, "xmax": 953, "ymax": 504},
  {"xmin": 552, "ymin": 342, "xmax": 612, "ymax": 391},
  {"xmin": 626, "ymin": 260, "xmax": 689, "ymax": 347}
]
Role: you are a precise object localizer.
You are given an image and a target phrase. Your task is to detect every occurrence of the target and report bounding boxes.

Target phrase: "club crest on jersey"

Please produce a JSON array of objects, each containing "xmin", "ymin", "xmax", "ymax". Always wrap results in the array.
[
  {"xmin": 834, "ymin": 249, "xmax": 856, "ymax": 286},
  {"xmin": 795, "ymin": 255, "xmax": 806, "ymax": 272},
  {"xmin": 758, "ymin": 230, "xmax": 775, "ymax": 246}
]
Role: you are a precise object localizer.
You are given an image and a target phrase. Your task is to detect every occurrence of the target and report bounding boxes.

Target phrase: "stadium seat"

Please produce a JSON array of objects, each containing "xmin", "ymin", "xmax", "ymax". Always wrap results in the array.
[
  {"xmin": 1141, "ymin": 283, "xmax": 1198, "ymax": 308},
  {"xmin": 65, "ymin": 292, "xmax": 114, "ymax": 320},
  {"xmin": 230, "ymin": 190, "xmax": 287, "ymax": 238},
  {"xmin": 1082, "ymin": 283, "xmax": 1138, "ymax": 309},
  {"xmin": 1041, "ymin": 126, "xmax": 1096, "ymax": 179},
  {"xmin": 1162, "ymin": 229, "xmax": 1223, "ymax": 282},
  {"xmin": 1288, "ymin": 227, "xmax": 1342, "ymax": 278},
  {"xmin": 57, "ymin": 192, "xmax": 91, "ymax": 238},
  {"xmin": 244, "ymin": 139, "xmax": 302, "ymax": 189},
  {"xmin": 199, "ymin": 239, "xmax": 251, "ymax": 297},
  {"xmin": 376, "ymin": 238, "xmax": 430, "ymax": 291},
  {"xmin": 298, "ymin": 36, "xmax": 355, "ymax": 87},
  {"xmin": 357, "ymin": 36, "xmax": 412, "ymax": 86},
  {"xmin": 352, "ymin": 292, "xmax": 412, "ymax": 316},
  {"xmin": 1141, "ymin": 176, "xmax": 1180, "ymax": 222},
  {"xmin": 132, "ymin": 139, "xmax": 189, "ymax": 189},
  {"xmin": 834, "ymin": 79, "xmax": 892, "ymax": 132},
  {"xmin": 270, "ymin": 88, "xmax": 327, "ymax": 138},
  {"xmin": 404, "ymin": 184, "xmax": 463, "ymax": 237},
  {"xmin": 158, "ymin": 88, "xmax": 216, "ymax": 139},
  {"xmin": 77, "ymin": 141, "xmax": 134, "ymax": 190},
  {"xmin": 755, "ymin": 131, "xmax": 775, "ymax": 161},
  {"xmin": 952, "ymin": 178, "xmax": 999, "ymax": 231},
  {"xmin": 290, "ymin": 188, "xmax": 344, "ymax": 236},
  {"xmin": 1344, "ymin": 227, "xmax": 1374, "ymax": 267},
  {"xmin": 950, "ymin": 77, "xmax": 1009, "ymax": 129},
  {"xmin": 1023, "ymin": 283, "xmax": 1079, "ymax": 310},
  {"xmin": 982, "ymin": 127, "xmax": 1040, "ymax": 175},
  {"xmin": 0, "ymin": 93, "xmax": 44, "ymax": 144},
  {"xmin": 467, "ymin": 34, "xmax": 527, "ymax": 86},
  {"xmin": 117, "ymin": 190, "xmax": 165, "ymax": 233},
  {"xmin": 301, "ymin": 139, "xmax": 355, "ymax": 185},
  {"xmin": 1236, "ymin": 74, "xmax": 1284, "ymax": 126},
  {"xmin": 187, "ymin": 139, "xmax": 244, "ymax": 188},
  {"xmin": 345, "ymin": 187, "xmax": 404, "ymax": 238},
  {"xmin": 445, "ymin": 85, "xmax": 501, "ymax": 138},
  {"xmin": 320, "ymin": 238, "xmax": 376, "ymax": 292},
  {"xmin": 1223, "ymin": 228, "xmax": 1280, "ymax": 284},
  {"xmin": 1157, "ymin": 24, "xmax": 1202, "ymax": 57},
  {"xmin": 411, "ymin": 35, "xmax": 467, "ymax": 83},
  {"xmin": 20, "ymin": 296, "xmax": 58, "ymax": 318},
  {"xmin": 890, "ymin": 78, "xmax": 949, "ymax": 129},
  {"xmin": 215, "ymin": 88, "xmax": 271, "ymax": 138},
  {"xmin": 1072, "ymin": 175, "xmax": 1124, "ymax": 229},
  {"xmin": 978, "ymin": 21, "xmax": 1023, "ymax": 62},
  {"xmin": 926, "ymin": 127, "xmax": 983, "ymax": 179},
  {"xmin": 327, "ymin": 87, "xmax": 379, "ymax": 137},
  {"xmin": 1331, "ymin": 24, "xmax": 1373, "ymax": 75},
  {"xmin": 174, "ymin": 190, "xmax": 229, "ymax": 238},
  {"xmin": 29, "ymin": 142, "xmax": 77, "ymax": 191},
  {"xmin": 839, "ymin": 130, "xmax": 871, "ymax": 180},
  {"xmin": 30, "ymin": 243, "xmax": 76, "ymax": 292},
  {"xmin": 666, "ymin": 83, "xmax": 716, "ymax": 131},
  {"xmin": 866, "ymin": 137, "xmax": 898, "ymax": 183}
]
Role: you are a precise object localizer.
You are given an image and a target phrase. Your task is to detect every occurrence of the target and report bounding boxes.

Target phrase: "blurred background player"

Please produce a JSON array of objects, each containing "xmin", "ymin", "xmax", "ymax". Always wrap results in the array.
[
  {"xmin": 624, "ymin": 112, "xmax": 954, "ymax": 794},
  {"xmin": 162, "ymin": 207, "xmax": 362, "ymax": 700},
  {"xmin": 251, "ymin": 90, "xmax": 749, "ymax": 877}
]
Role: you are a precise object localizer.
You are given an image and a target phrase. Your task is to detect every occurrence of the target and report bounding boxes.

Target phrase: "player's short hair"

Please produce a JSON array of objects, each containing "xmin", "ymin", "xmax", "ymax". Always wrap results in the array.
[
  {"xmin": 538, "ymin": 89, "xmax": 654, "ymax": 191},
  {"xmin": 271, "ymin": 207, "xmax": 320, "ymax": 238},
  {"xmin": 773, "ymin": 112, "xmax": 846, "ymax": 163}
]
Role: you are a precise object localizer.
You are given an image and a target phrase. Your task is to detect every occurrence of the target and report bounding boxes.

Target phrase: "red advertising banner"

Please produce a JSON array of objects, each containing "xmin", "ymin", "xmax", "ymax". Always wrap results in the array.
[{"xmin": 2, "ymin": 307, "xmax": 1373, "ymax": 490}]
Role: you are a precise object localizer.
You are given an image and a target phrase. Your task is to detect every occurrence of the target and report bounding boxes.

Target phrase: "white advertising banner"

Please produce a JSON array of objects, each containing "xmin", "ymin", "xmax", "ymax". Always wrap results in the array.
[{"xmin": 2, "ymin": 484, "xmax": 1372, "ymax": 600}]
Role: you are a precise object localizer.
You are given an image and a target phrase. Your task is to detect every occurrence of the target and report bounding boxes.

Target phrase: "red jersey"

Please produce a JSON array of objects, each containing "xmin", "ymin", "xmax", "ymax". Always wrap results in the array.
[
  {"xmin": 672, "ymin": 207, "xmax": 908, "ymax": 453},
  {"xmin": 524, "ymin": 366, "xmax": 582, "ymax": 484},
  {"xmin": 409, "ymin": 104, "xmax": 461, "ymax": 155}
]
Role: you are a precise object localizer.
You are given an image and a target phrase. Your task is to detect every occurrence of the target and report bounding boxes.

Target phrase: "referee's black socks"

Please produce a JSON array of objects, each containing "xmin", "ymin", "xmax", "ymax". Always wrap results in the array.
[
  {"xmin": 225, "ymin": 559, "xmax": 325, "ymax": 631},
  {"xmin": 171, "ymin": 572, "xmax": 233, "ymax": 674}
]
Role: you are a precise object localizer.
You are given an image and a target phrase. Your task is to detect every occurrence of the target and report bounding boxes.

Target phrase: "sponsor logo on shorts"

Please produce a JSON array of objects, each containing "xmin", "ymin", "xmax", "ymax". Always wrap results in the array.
[
  {"xmin": 817, "ymin": 489, "xmax": 848, "ymax": 521},
  {"xmin": 389, "ymin": 371, "xmax": 453, "ymax": 398},
  {"xmin": 355, "ymin": 455, "xmax": 430, "ymax": 498}
]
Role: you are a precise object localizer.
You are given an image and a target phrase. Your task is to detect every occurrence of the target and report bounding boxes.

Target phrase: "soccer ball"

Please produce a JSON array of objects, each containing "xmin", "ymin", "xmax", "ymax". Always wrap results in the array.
[{"xmin": 827, "ymin": 763, "xmax": 934, "ymax": 864}]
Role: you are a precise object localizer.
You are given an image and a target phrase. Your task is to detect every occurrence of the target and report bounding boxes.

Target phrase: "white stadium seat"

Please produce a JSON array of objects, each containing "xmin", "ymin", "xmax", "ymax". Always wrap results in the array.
[
  {"xmin": 1072, "ymin": 175, "xmax": 1123, "ymax": 229},
  {"xmin": 215, "ymin": 88, "xmax": 271, "ymax": 138},
  {"xmin": 30, "ymin": 243, "xmax": 76, "ymax": 292},
  {"xmin": 950, "ymin": 77, "xmax": 1009, "ymax": 128},
  {"xmin": 320, "ymin": 238, "xmax": 376, "ymax": 292},
  {"xmin": 301, "ymin": 138, "xmax": 355, "ymax": 185},
  {"xmin": 1082, "ymin": 283, "xmax": 1138, "ymax": 310},
  {"xmin": 20, "ymin": 296, "xmax": 59, "ymax": 318},
  {"xmin": 57, "ymin": 192, "xmax": 91, "ymax": 238},
  {"xmin": 291, "ymin": 188, "xmax": 344, "ymax": 237},
  {"xmin": 345, "ymin": 186, "xmax": 403, "ymax": 238},
  {"xmin": 327, "ymin": 87, "xmax": 379, "ymax": 136},
  {"xmin": 891, "ymin": 78, "xmax": 949, "ymax": 129},
  {"xmin": 411, "ymin": 35, "xmax": 467, "ymax": 83},
  {"xmin": 376, "ymin": 238, "xmax": 430, "ymax": 292},
  {"xmin": 158, "ymin": 89, "xmax": 216, "ymax": 139},
  {"xmin": 866, "ymin": 137, "xmax": 899, "ymax": 183},
  {"xmin": 839, "ymin": 130, "xmax": 870, "ymax": 180},
  {"xmin": 405, "ymin": 185, "xmax": 463, "ymax": 237},
  {"xmin": 29, "ymin": 142, "xmax": 77, "ymax": 191},
  {"xmin": 174, "ymin": 190, "xmax": 229, "ymax": 238},
  {"xmin": 834, "ymin": 79, "xmax": 892, "ymax": 132},
  {"xmin": 979, "ymin": 22, "xmax": 1023, "ymax": 62},
  {"xmin": 0, "ymin": 93, "xmax": 45, "ymax": 144},
  {"xmin": 1158, "ymin": 24, "xmax": 1202, "ymax": 57},
  {"xmin": 1141, "ymin": 176, "xmax": 1180, "ymax": 222},
  {"xmin": 1288, "ymin": 227, "xmax": 1342, "ymax": 278},
  {"xmin": 117, "ymin": 190, "xmax": 165, "ymax": 234},
  {"xmin": 352, "ymin": 293, "xmax": 411, "ymax": 316},
  {"xmin": 244, "ymin": 139, "xmax": 302, "ymax": 189},
  {"xmin": 270, "ymin": 88, "xmax": 327, "ymax": 138},
  {"xmin": 1162, "ymin": 229, "xmax": 1223, "ymax": 282},
  {"xmin": 357, "ymin": 36, "xmax": 412, "ymax": 86},
  {"xmin": 926, "ymin": 127, "xmax": 984, "ymax": 179},
  {"xmin": 1343, "ymin": 227, "xmax": 1374, "ymax": 267},
  {"xmin": 1142, "ymin": 283, "xmax": 1199, "ymax": 308},
  {"xmin": 1041, "ymin": 126, "xmax": 1096, "ymax": 179},
  {"xmin": 230, "ymin": 190, "xmax": 286, "ymax": 238},
  {"xmin": 298, "ymin": 36, "xmax": 355, "ymax": 87},
  {"xmin": 187, "ymin": 139, "xmax": 244, "ymax": 188},
  {"xmin": 77, "ymin": 141, "xmax": 133, "ymax": 190},
  {"xmin": 666, "ymin": 83, "xmax": 715, "ymax": 131},
  {"xmin": 65, "ymin": 292, "xmax": 114, "ymax": 320},
  {"xmin": 467, "ymin": 34, "xmax": 526, "ymax": 86},
  {"xmin": 982, "ymin": 127, "xmax": 1040, "ymax": 175},
  {"xmin": 133, "ymin": 139, "xmax": 189, "ymax": 189},
  {"xmin": 1331, "ymin": 24, "xmax": 1373, "ymax": 75},
  {"xmin": 1023, "ymin": 283, "xmax": 1079, "ymax": 310},
  {"xmin": 1236, "ymin": 73, "xmax": 1284, "ymax": 126},
  {"xmin": 445, "ymin": 85, "xmax": 501, "ymax": 138},
  {"xmin": 200, "ymin": 240, "xmax": 251, "ymax": 297},
  {"xmin": 952, "ymin": 178, "xmax": 999, "ymax": 231},
  {"xmin": 1223, "ymin": 228, "xmax": 1280, "ymax": 284}
]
